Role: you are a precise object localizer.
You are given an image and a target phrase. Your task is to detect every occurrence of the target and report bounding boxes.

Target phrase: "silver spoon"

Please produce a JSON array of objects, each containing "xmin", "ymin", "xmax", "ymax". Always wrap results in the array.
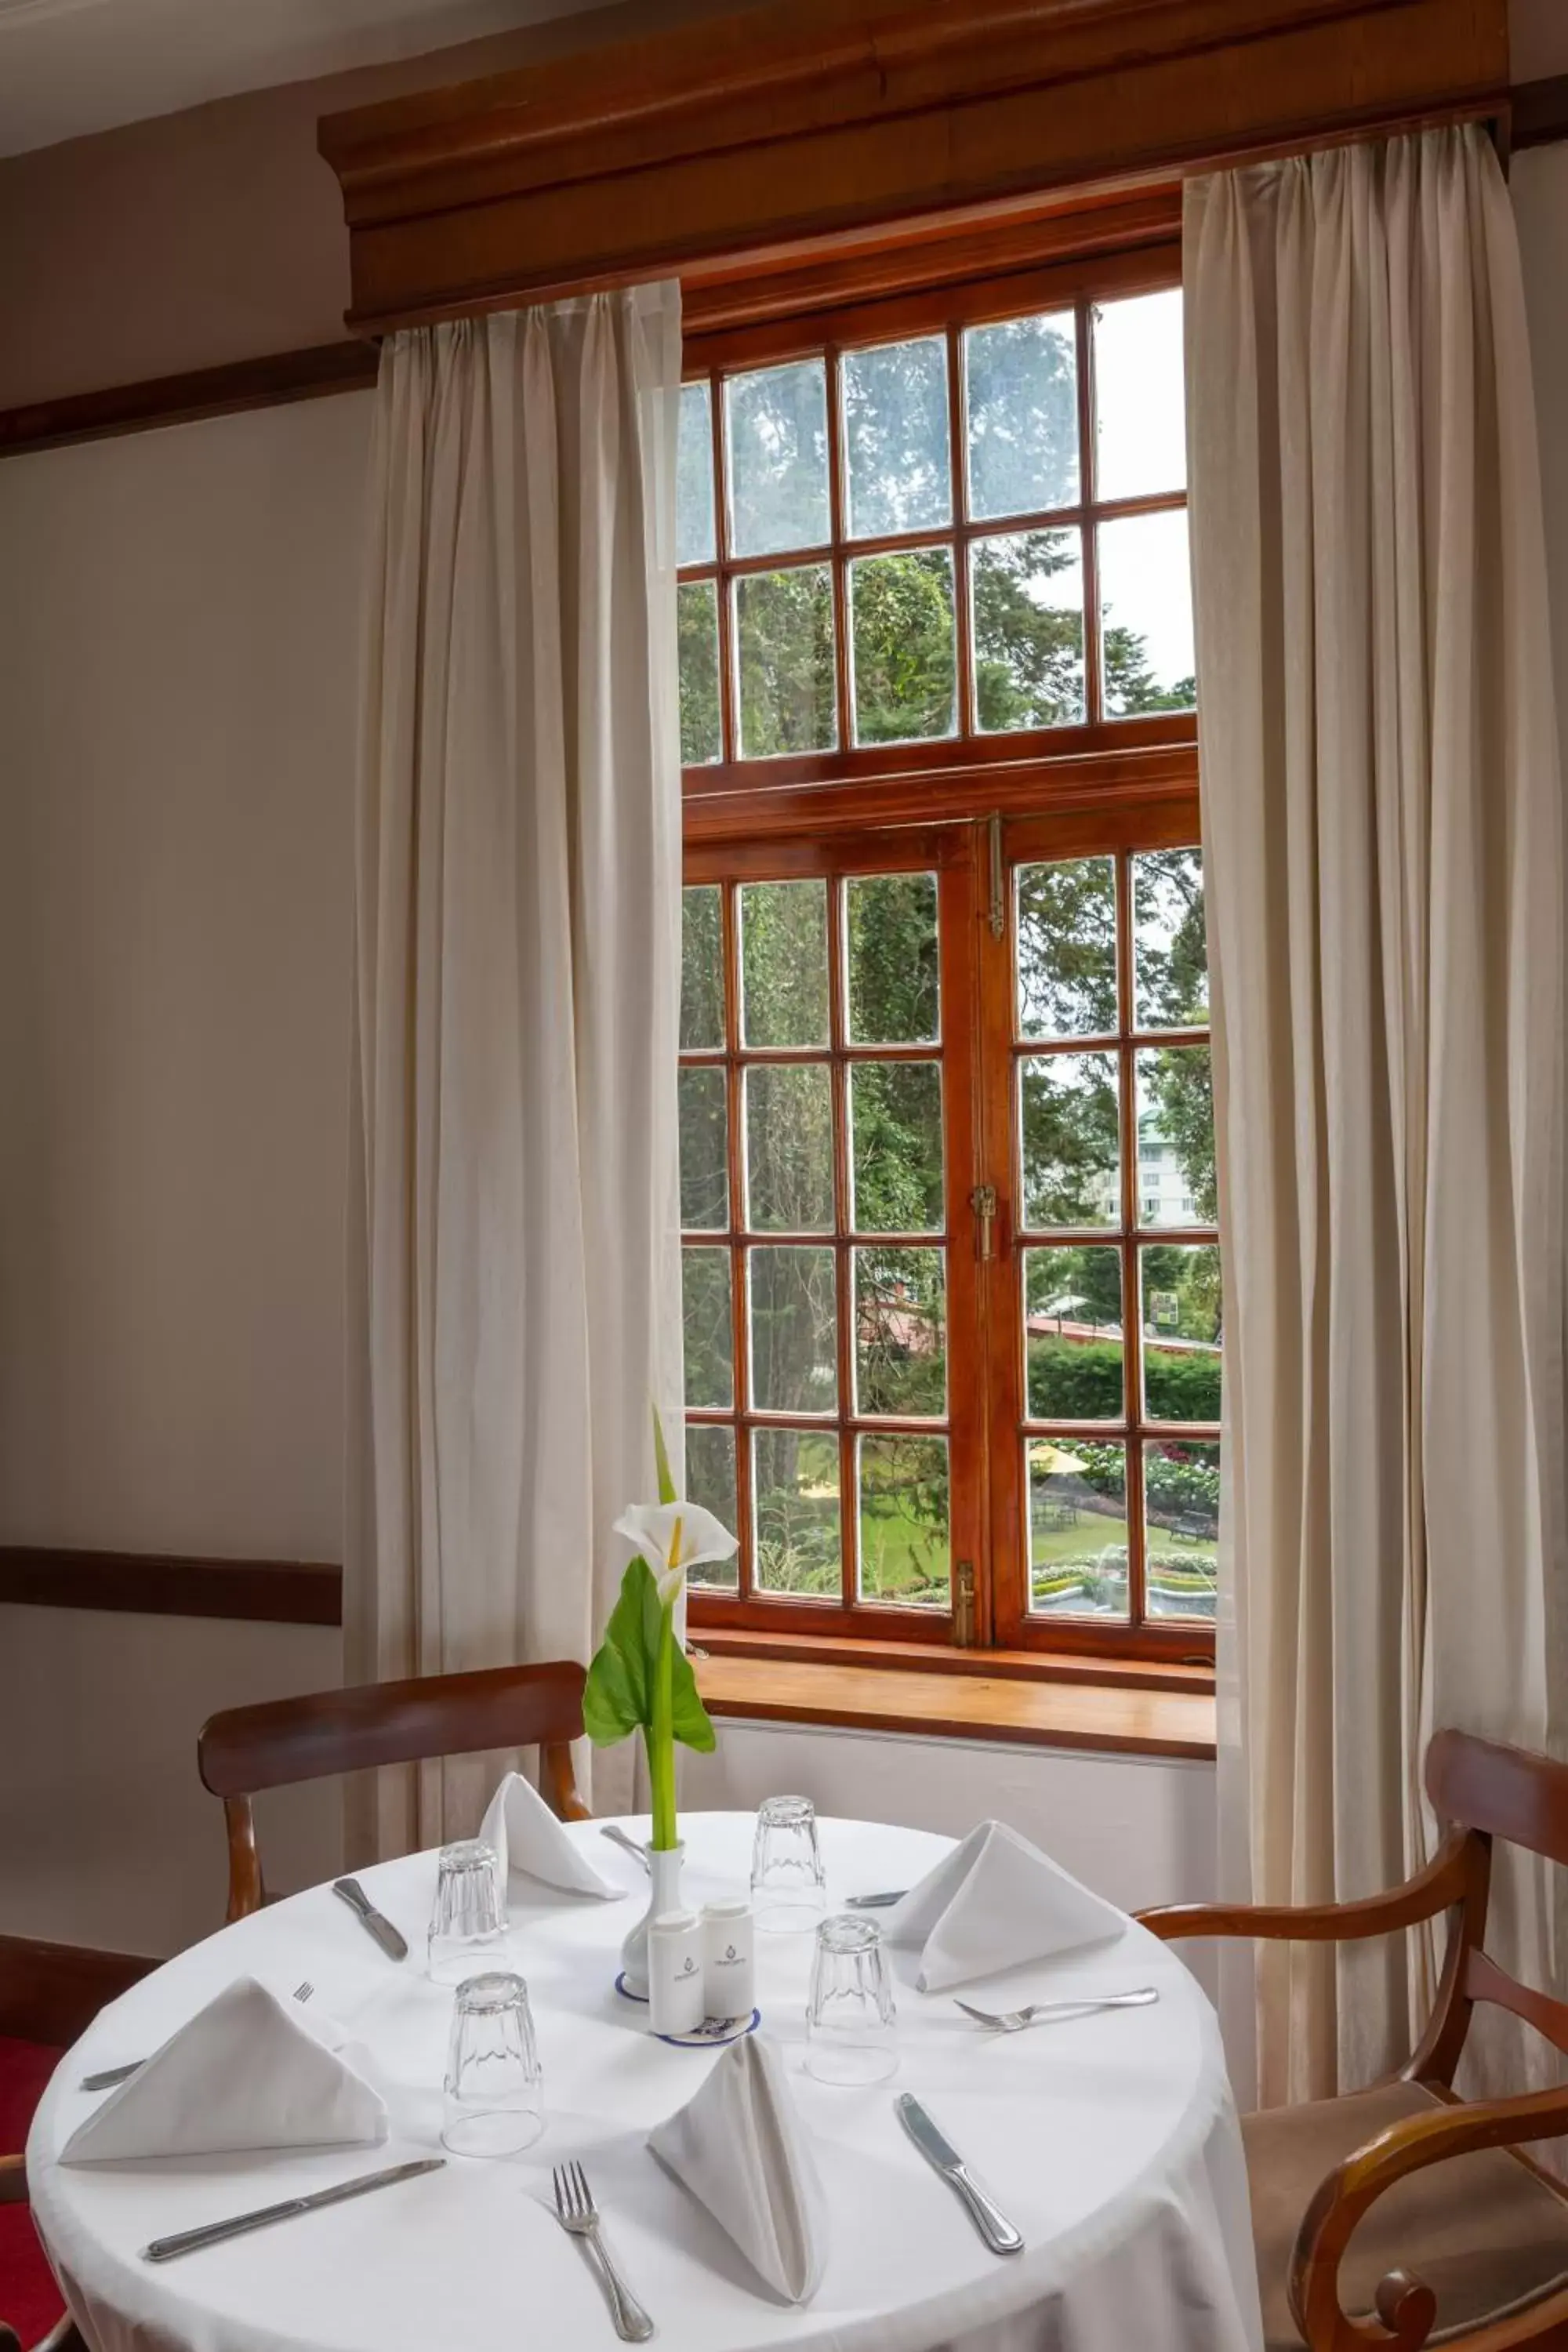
[{"xmin": 599, "ymin": 1824, "xmax": 652, "ymax": 1874}]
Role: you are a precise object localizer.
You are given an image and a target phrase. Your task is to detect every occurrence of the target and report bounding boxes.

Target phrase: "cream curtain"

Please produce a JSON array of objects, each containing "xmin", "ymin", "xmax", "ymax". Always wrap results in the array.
[
  {"xmin": 346, "ymin": 287, "xmax": 686, "ymax": 1855},
  {"xmin": 1185, "ymin": 126, "xmax": 1566, "ymax": 2107}
]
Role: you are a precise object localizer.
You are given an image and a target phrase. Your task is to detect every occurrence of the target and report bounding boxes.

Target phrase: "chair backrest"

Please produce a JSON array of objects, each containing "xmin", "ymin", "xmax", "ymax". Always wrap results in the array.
[{"xmin": 198, "ymin": 1660, "xmax": 589, "ymax": 1920}]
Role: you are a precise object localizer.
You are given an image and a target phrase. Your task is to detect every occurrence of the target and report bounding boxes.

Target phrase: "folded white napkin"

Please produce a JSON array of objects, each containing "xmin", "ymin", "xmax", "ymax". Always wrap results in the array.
[
  {"xmin": 884, "ymin": 1820, "xmax": 1126, "ymax": 1991},
  {"xmin": 648, "ymin": 2034, "xmax": 828, "ymax": 2303},
  {"xmin": 62, "ymin": 1977, "xmax": 388, "ymax": 2166},
  {"xmin": 477, "ymin": 1771, "xmax": 620, "ymax": 1900}
]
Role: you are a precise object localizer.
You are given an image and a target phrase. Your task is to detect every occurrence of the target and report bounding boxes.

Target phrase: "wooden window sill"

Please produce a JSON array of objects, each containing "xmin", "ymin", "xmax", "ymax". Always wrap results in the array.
[{"xmin": 692, "ymin": 1650, "xmax": 1216, "ymax": 1762}]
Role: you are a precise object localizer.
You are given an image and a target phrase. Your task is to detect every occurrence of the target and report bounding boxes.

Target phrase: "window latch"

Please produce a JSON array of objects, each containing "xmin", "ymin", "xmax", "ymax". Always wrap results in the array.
[
  {"xmin": 953, "ymin": 1560, "xmax": 978, "ymax": 1648},
  {"xmin": 970, "ymin": 1183, "xmax": 998, "ymax": 1261}
]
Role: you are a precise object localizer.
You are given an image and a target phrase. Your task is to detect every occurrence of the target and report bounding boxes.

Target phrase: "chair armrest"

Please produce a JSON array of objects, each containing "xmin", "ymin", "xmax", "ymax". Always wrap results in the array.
[
  {"xmin": 0, "ymin": 2154, "xmax": 27, "ymax": 2207},
  {"xmin": 1135, "ymin": 1828, "xmax": 1475, "ymax": 1947},
  {"xmin": 1290, "ymin": 2084, "xmax": 1568, "ymax": 2351}
]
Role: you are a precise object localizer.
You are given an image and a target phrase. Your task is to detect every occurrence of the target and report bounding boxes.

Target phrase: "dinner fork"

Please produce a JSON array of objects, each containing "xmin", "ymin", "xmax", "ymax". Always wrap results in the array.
[
  {"xmin": 81, "ymin": 1981, "xmax": 317, "ymax": 2092},
  {"xmin": 552, "ymin": 2161, "xmax": 655, "ymax": 2342},
  {"xmin": 954, "ymin": 1986, "xmax": 1159, "ymax": 2033}
]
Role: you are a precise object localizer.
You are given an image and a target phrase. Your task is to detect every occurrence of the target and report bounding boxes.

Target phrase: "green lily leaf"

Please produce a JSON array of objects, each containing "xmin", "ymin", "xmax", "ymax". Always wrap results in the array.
[
  {"xmin": 652, "ymin": 1404, "xmax": 677, "ymax": 1507},
  {"xmin": 583, "ymin": 1554, "xmax": 659, "ymax": 1744},
  {"xmin": 670, "ymin": 1639, "xmax": 717, "ymax": 1753}
]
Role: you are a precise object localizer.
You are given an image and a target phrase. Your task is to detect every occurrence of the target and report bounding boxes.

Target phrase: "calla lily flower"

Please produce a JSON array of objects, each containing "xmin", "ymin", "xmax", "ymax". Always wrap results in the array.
[{"xmin": 615, "ymin": 1501, "xmax": 738, "ymax": 1609}]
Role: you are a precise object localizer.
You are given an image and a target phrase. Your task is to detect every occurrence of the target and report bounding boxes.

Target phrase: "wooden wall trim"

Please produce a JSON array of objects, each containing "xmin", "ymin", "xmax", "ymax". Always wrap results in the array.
[
  {"xmin": 0, "ymin": 1548, "xmax": 343, "ymax": 1627},
  {"xmin": 0, "ymin": 341, "xmax": 377, "ymax": 465},
  {"xmin": 318, "ymin": 0, "xmax": 1508, "ymax": 335},
  {"xmin": 0, "ymin": 1936, "xmax": 155, "ymax": 2046}
]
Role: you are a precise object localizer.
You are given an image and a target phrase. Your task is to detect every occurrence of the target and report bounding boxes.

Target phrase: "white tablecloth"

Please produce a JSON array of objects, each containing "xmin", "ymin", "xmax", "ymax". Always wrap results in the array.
[{"xmin": 29, "ymin": 1815, "xmax": 1263, "ymax": 2352}]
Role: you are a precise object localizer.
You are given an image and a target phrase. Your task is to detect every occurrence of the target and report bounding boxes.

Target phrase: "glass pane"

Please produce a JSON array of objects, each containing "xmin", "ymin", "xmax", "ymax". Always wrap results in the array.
[
  {"xmin": 678, "ymin": 1065, "xmax": 729, "ymax": 1231},
  {"xmin": 964, "ymin": 310, "xmax": 1079, "ymax": 522},
  {"xmin": 858, "ymin": 1435, "xmax": 949, "ymax": 1608},
  {"xmin": 1015, "ymin": 855, "xmax": 1116, "ymax": 1038},
  {"xmin": 677, "ymin": 580, "xmax": 722, "ymax": 766},
  {"xmin": 849, "ymin": 547, "xmax": 956, "ymax": 746},
  {"xmin": 1141, "ymin": 1243, "xmax": 1222, "ymax": 1421},
  {"xmin": 1144, "ymin": 1439, "xmax": 1220, "ymax": 1619},
  {"xmin": 745, "ymin": 1064, "xmax": 834, "ymax": 1232},
  {"xmin": 725, "ymin": 360, "xmax": 829, "ymax": 558},
  {"xmin": 855, "ymin": 1247, "xmax": 947, "ymax": 1417},
  {"xmin": 1020, "ymin": 1051, "xmax": 1120, "ymax": 1229},
  {"xmin": 846, "ymin": 872, "xmax": 939, "ymax": 1045},
  {"xmin": 682, "ymin": 1248, "xmax": 733, "ymax": 1408},
  {"xmin": 1024, "ymin": 1247, "xmax": 1123, "ymax": 1421},
  {"xmin": 1099, "ymin": 510, "xmax": 1196, "ymax": 716},
  {"xmin": 748, "ymin": 1246, "xmax": 837, "ymax": 1414},
  {"xmin": 851, "ymin": 1061, "xmax": 943, "ymax": 1232},
  {"xmin": 684, "ymin": 1424, "xmax": 739, "ymax": 1589},
  {"xmin": 841, "ymin": 336, "xmax": 952, "ymax": 539},
  {"xmin": 971, "ymin": 530, "xmax": 1084, "ymax": 732},
  {"xmin": 1134, "ymin": 1045, "xmax": 1215, "ymax": 1226},
  {"xmin": 1094, "ymin": 289, "xmax": 1185, "ymax": 502},
  {"xmin": 735, "ymin": 565, "xmax": 837, "ymax": 757},
  {"xmin": 1028, "ymin": 1438, "xmax": 1130, "ymax": 1619},
  {"xmin": 739, "ymin": 880, "xmax": 829, "ymax": 1047},
  {"xmin": 681, "ymin": 884, "xmax": 724, "ymax": 1051},
  {"xmin": 753, "ymin": 1428, "xmax": 841, "ymax": 1597},
  {"xmin": 1133, "ymin": 848, "xmax": 1207, "ymax": 1029},
  {"xmin": 677, "ymin": 379, "xmax": 716, "ymax": 566}
]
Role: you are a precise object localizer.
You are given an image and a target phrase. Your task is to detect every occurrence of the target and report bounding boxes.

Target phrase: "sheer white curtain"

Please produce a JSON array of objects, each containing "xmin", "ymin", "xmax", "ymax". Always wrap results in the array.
[
  {"xmin": 1185, "ymin": 126, "xmax": 1566, "ymax": 2107},
  {"xmin": 346, "ymin": 286, "xmax": 686, "ymax": 1856}
]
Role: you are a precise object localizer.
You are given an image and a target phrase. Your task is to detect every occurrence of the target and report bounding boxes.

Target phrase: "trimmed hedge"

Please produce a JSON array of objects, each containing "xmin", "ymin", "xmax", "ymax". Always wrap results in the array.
[{"xmin": 1028, "ymin": 1335, "xmax": 1221, "ymax": 1423}]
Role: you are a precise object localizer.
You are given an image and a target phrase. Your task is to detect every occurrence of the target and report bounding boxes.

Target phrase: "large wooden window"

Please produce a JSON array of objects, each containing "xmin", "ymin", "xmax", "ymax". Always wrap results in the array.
[{"xmin": 678, "ymin": 243, "xmax": 1214, "ymax": 1665}]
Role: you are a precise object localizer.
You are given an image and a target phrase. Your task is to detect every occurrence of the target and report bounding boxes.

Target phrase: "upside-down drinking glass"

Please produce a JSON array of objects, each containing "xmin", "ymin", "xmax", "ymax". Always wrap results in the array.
[
  {"xmin": 750, "ymin": 1795, "xmax": 827, "ymax": 1933},
  {"xmin": 428, "ymin": 1839, "xmax": 506, "ymax": 1985},
  {"xmin": 805, "ymin": 1914, "xmax": 899, "ymax": 2085},
  {"xmin": 441, "ymin": 1970, "xmax": 544, "ymax": 2155}
]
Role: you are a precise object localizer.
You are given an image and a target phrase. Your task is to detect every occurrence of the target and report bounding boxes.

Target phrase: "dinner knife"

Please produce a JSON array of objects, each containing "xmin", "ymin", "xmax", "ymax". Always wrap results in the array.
[
  {"xmin": 844, "ymin": 1889, "xmax": 907, "ymax": 1908},
  {"xmin": 142, "ymin": 2157, "xmax": 445, "ymax": 2263},
  {"xmin": 895, "ymin": 2093, "xmax": 1024, "ymax": 2256},
  {"xmin": 332, "ymin": 1875, "xmax": 409, "ymax": 1960}
]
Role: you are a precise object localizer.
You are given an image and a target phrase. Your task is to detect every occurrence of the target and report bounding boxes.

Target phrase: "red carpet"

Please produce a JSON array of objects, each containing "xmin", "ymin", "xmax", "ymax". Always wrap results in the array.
[{"xmin": 0, "ymin": 2038, "xmax": 65, "ymax": 2347}]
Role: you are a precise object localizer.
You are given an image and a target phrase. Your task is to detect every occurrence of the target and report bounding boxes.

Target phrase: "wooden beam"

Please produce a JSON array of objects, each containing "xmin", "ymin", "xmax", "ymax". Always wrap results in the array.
[
  {"xmin": 0, "ymin": 341, "xmax": 377, "ymax": 465},
  {"xmin": 0, "ymin": 1548, "xmax": 343, "ymax": 1627},
  {"xmin": 1514, "ymin": 72, "xmax": 1568, "ymax": 151}
]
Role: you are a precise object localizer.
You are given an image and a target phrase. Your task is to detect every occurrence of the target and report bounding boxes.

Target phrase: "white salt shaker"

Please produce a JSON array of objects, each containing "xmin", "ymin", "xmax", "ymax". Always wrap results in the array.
[
  {"xmin": 648, "ymin": 1909, "xmax": 706, "ymax": 2036},
  {"xmin": 702, "ymin": 1896, "xmax": 756, "ymax": 2020}
]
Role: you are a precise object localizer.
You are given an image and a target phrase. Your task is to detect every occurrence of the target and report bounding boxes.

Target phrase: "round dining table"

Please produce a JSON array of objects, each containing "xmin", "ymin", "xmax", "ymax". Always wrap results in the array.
[{"xmin": 29, "ymin": 1813, "xmax": 1264, "ymax": 2352}]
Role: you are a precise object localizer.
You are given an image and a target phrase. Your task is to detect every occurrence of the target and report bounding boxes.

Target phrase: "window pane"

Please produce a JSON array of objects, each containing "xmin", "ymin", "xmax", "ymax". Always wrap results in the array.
[
  {"xmin": 1028, "ymin": 1437, "xmax": 1130, "ymax": 1618},
  {"xmin": 1025, "ymin": 1247, "xmax": 1123, "ymax": 1421},
  {"xmin": 748, "ymin": 1246, "xmax": 837, "ymax": 1414},
  {"xmin": 677, "ymin": 379, "xmax": 716, "ymax": 566},
  {"xmin": 725, "ymin": 360, "xmax": 829, "ymax": 557},
  {"xmin": 851, "ymin": 1061, "xmax": 944, "ymax": 1232},
  {"xmin": 735, "ymin": 565, "xmax": 837, "ymax": 757},
  {"xmin": 1144, "ymin": 1439, "xmax": 1219, "ymax": 1619},
  {"xmin": 1015, "ymin": 855, "xmax": 1116, "ymax": 1038},
  {"xmin": 745, "ymin": 1063, "xmax": 834, "ymax": 1232},
  {"xmin": 739, "ymin": 880, "xmax": 829, "ymax": 1047},
  {"xmin": 685, "ymin": 1424, "xmax": 739, "ymax": 1589},
  {"xmin": 1019, "ymin": 1051, "xmax": 1120, "ymax": 1229},
  {"xmin": 1099, "ymin": 510, "xmax": 1195, "ymax": 716},
  {"xmin": 849, "ymin": 546, "xmax": 956, "ymax": 746},
  {"xmin": 1133, "ymin": 848, "xmax": 1207, "ymax": 1030},
  {"xmin": 682, "ymin": 1248, "xmax": 733, "ymax": 1408},
  {"xmin": 1093, "ymin": 290, "xmax": 1186, "ymax": 501},
  {"xmin": 678, "ymin": 1065, "xmax": 728, "ymax": 1230},
  {"xmin": 1141, "ymin": 1244, "xmax": 1222, "ymax": 1421},
  {"xmin": 846, "ymin": 871, "xmax": 939, "ymax": 1045},
  {"xmin": 681, "ymin": 884, "xmax": 724, "ymax": 1051},
  {"xmin": 677, "ymin": 579, "xmax": 722, "ymax": 766},
  {"xmin": 964, "ymin": 310, "xmax": 1079, "ymax": 522},
  {"xmin": 841, "ymin": 336, "xmax": 952, "ymax": 539},
  {"xmin": 971, "ymin": 530, "xmax": 1083, "ymax": 732},
  {"xmin": 753, "ymin": 1428, "xmax": 840, "ymax": 1597},
  {"xmin": 1134, "ymin": 1045, "xmax": 1215, "ymax": 1226},
  {"xmin": 858, "ymin": 1435, "xmax": 949, "ymax": 1608},
  {"xmin": 855, "ymin": 1246, "xmax": 947, "ymax": 1417}
]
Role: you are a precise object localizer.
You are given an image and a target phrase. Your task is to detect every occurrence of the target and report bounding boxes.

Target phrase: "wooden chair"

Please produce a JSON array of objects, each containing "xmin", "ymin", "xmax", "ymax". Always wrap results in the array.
[
  {"xmin": 1139, "ymin": 1730, "xmax": 1568, "ymax": 2351},
  {"xmin": 0, "ymin": 2158, "xmax": 85, "ymax": 2352},
  {"xmin": 198, "ymin": 1661, "xmax": 590, "ymax": 1920}
]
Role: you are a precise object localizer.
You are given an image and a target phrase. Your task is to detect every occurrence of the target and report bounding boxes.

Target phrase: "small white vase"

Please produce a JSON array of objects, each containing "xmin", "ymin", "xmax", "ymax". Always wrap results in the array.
[{"xmin": 620, "ymin": 1840, "xmax": 684, "ymax": 1999}]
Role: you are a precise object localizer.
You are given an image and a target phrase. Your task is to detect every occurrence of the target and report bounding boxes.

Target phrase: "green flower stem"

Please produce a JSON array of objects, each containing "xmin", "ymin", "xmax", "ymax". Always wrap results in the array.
[{"xmin": 648, "ymin": 1604, "xmax": 678, "ymax": 1852}]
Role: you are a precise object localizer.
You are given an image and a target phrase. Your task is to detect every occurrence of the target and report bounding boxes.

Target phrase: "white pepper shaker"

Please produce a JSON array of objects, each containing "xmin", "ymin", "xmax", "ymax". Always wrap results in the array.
[
  {"xmin": 648, "ymin": 1908, "xmax": 706, "ymax": 2036},
  {"xmin": 702, "ymin": 1896, "xmax": 756, "ymax": 2021}
]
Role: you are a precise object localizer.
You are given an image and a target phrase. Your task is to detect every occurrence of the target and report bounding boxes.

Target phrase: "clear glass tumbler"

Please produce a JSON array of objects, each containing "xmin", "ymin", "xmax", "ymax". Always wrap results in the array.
[
  {"xmin": 750, "ymin": 1795, "xmax": 828, "ymax": 1934},
  {"xmin": 428, "ymin": 1838, "xmax": 506, "ymax": 1985},
  {"xmin": 441, "ymin": 1970, "xmax": 544, "ymax": 2154},
  {"xmin": 805, "ymin": 1914, "xmax": 899, "ymax": 2085}
]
